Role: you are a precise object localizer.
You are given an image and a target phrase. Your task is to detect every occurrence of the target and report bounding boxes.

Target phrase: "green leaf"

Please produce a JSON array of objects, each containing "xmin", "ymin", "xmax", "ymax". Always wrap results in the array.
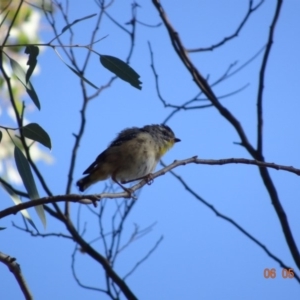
[
  {"xmin": 0, "ymin": 131, "xmax": 2, "ymax": 143},
  {"xmin": 14, "ymin": 147, "xmax": 46, "ymax": 227},
  {"xmin": 9, "ymin": 192, "xmax": 38, "ymax": 232},
  {"xmin": 61, "ymin": 13, "xmax": 97, "ymax": 33},
  {"xmin": 25, "ymin": 45, "xmax": 39, "ymax": 83},
  {"xmin": 53, "ymin": 48, "xmax": 98, "ymax": 89},
  {"xmin": 8, "ymin": 55, "xmax": 41, "ymax": 110},
  {"xmin": 100, "ymin": 55, "xmax": 142, "ymax": 90},
  {"xmin": 14, "ymin": 147, "xmax": 39, "ymax": 200},
  {"xmin": 22, "ymin": 123, "xmax": 51, "ymax": 149},
  {"xmin": 1, "ymin": 184, "xmax": 38, "ymax": 231}
]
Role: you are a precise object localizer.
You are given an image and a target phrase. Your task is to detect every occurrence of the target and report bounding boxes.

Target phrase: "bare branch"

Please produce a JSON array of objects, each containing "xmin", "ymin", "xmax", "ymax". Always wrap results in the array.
[
  {"xmin": 149, "ymin": 40, "xmax": 263, "ymax": 125},
  {"xmin": 116, "ymin": 222, "xmax": 157, "ymax": 255},
  {"xmin": 123, "ymin": 235, "xmax": 164, "ymax": 280},
  {"xmin": 152, "ymin": 0, "xmax": 300, "ymax": 270},
  {"xmin": 136, "ymin": 19, "xmax": 161, "ymax": 28},
  {"xmin": 0, "ymin": 178, "xmax": 29, "ymax": 198},
  {"xmin": 1, "ymin": 156, "xmax": 299, "ymax": 219},
  {"xmin": 64, "ymin": 218, "xmax": 138, "ymax": 300},
  {"xmin": 12, "ymin": 222, "xmax": 74, "ymax": 240},
  {"xmin": 256, "ymin": 0, "xmax": 282, "ymax": 154},
  {"xmin": 166, "ymin": 167, "xmax": 300, "ymax": 283},
  {"xmin": 71, "ymin": 246, "xmax": 108, "ymax": 294},
  {"xmin": 187, "ymin": 0, "xmax": 265, "ymax": 52},
  {"xmin": 152, "ymin": 0, "xmax": 257, "ymax": 157},
  {"xmin": 0, "ymin": 252, "xmax": 33, "ymax": 300}
]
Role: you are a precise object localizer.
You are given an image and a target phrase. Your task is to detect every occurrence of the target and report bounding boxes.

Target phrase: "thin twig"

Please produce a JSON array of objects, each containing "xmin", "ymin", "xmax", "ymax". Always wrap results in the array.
[
  {"xmin": 0, "ymin": 178, "xmax": 29, "ymax": 198},
  {"xmin": 12, "ymin": 222, "xmax": 74, "ymax": 240},
  {"xmin": 187, "ymin": 0, "xmax": 265, "ymax": 52},
  {"xmin": 167, "ymin": 167, "xmax": 300, "ymax": 283},
  {"xmin": 123, "ymin": 235, "xmax": 164, "ymax": 280}
]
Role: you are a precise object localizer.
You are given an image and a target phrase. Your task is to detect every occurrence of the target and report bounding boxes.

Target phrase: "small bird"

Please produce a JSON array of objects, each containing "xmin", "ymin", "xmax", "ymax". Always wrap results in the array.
[{"xmin": 76, "ymin": 124, "xmax": 180, "ymax": 193}]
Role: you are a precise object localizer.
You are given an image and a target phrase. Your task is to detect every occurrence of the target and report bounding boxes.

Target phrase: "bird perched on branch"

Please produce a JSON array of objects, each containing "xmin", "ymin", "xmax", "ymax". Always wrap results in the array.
[{"xmin": 76, "ymin": 124, "xmax": 180, "ymax": 194}]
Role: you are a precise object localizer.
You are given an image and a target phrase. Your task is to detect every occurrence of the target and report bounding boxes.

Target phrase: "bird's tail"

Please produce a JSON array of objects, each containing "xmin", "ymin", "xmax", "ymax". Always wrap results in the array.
[
  {"xmin": 76, "ymin": 175, "xmax": 92, "ymax": 192},
  {"xmin": 76, "ymin": 170, "xmax": 110, "ymax": 192}
]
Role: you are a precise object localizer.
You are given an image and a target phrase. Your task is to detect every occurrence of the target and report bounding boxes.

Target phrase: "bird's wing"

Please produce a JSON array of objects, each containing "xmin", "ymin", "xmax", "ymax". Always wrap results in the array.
[{"xmin": 82, "ymin": 150, "xmax": 107, "ymax": 174}]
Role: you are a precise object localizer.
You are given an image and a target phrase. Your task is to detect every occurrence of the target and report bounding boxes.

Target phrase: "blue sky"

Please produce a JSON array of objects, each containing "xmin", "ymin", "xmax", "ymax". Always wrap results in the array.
[{"xmin": 1, "ymin": 0, "xmax": 300, "ymax": 299}]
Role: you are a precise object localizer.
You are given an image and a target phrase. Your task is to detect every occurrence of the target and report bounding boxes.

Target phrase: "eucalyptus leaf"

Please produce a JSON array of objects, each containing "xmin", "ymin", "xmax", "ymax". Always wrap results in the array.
[
  {"xmin": 23, "ymin": 123, "xmax": 51, "ymax": 149},
  {"xmin": 8, "ymin": 56, "xmax": 41, "ymax": 109},
  {"xmin": 100, "ymin": 55, "xmax": 142, "ymax": 90},
  {"xmin": 25, "ymin": 45, "xmax": 39, "ymax": 83},
  {"xmin": 14, "ymin": 147, "xmax": 46, "ymax": 227},
  {"xmin": 1, "ymin": 184, "xmax": 38, "ymax": 231},
  {"xmin": 9, "ymin": 193, "xmax": 38, "ymax": 232}
]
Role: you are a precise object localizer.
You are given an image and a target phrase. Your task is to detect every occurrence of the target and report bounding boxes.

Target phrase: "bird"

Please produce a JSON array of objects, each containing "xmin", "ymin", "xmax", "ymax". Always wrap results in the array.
[{"xmin": 76, "ymin": 124, "xmax": 180, "ymax": 194}]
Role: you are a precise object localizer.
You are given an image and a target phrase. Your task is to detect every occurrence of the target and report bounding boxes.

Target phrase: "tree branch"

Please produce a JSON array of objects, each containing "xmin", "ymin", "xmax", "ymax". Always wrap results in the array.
[
  {"xmin": 1, "ymin": 156, "xmax": 299, "ymax": 220},
  {"xmin": 152, "ymin": 0, "xmax": 257, "ymax": 158},
  {"xmin": 0, "ymin": 178, "xmax": 29, "ymax": 198},
  {"xmin": 64, "ymin": 218, "xmax": 138, "ymax": 300},
  {"xmin": 187, "ymin": 0, "xmax": 265, "ymax": 52},
  {"xmin": 152, "ymin": 0, "xmax": 300, "ymax": 270},
  {"xmin": 0, "ymin": 251, "xmax": 33, "ymax": 300},
  {"xmin": 256, "ymin": 0, "xmax": 282, "ymax": 155},
  {"xmin": 166, "ymin": 167, "xmax": 300, "ymax": 283}
]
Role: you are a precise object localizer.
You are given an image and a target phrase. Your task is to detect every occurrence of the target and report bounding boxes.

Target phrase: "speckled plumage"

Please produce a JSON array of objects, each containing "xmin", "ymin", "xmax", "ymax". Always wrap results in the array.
[{"xmin": 76, "ymin": 124, "xmax": 180, "ymax": 192}]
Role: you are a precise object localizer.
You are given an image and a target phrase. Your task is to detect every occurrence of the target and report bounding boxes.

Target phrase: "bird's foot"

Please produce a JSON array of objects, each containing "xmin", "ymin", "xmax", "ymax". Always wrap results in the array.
[
  {"xmin": 144, "ymin": 173, "xmax": 154, "ymax": 185},
  {"xmin": 122, "ymin": 187, "xmax": 137, "ymax": 199}
]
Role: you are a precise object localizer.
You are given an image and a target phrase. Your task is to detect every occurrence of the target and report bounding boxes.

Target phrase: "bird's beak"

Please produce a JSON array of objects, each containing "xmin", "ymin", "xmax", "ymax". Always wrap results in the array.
[{"xmin": 174, "ymin": 138, "xmax": 181, "ymax": 143}]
